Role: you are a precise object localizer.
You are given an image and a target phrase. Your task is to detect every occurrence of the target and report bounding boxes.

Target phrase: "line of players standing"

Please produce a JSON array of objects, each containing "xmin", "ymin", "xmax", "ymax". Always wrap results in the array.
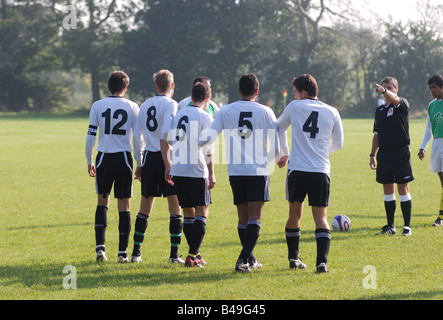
[{"xmin": 85, "ymin": 69, "xmax": 443, "ymax": 273}]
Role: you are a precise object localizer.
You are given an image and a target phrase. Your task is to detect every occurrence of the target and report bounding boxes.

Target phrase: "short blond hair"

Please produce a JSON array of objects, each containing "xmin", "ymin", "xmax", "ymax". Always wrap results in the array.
[{"xmin": 153, "ymin": 69, "xmax": 174, "ymax": 93}]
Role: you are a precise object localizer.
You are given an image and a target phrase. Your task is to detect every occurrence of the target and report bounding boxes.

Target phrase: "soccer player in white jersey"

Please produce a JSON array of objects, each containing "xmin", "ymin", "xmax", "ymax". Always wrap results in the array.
[
  {"xmin": 130, "ymin": 69, "xmax": 184, "ymax": 264},
  {"xmin": 277, "ymin": 74, "xmax": 344, "ymax": 273},
  {"xmin": 166, "ymin": 82, "xmax": 216, "ymax": 267},
  {"xmin": 85, "ymin": 71, "xmax": 142, "ymax": 263},
  {"xmin": 177, "ymin": 76, "xmax": 220, "ymax": 118},
  {"xmin": 200, "ymin": 73, "xmax": 285, "ymax": 272}
]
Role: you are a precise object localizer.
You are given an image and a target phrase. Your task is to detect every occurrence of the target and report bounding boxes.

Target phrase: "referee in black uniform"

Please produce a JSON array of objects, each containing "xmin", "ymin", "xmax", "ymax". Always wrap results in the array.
[{"xmin": 369, "ymin": 77, "xmax": 413, "ymax": 236}]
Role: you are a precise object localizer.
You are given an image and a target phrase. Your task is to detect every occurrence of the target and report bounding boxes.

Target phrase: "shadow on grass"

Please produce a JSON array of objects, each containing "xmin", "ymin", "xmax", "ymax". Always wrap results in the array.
[{"xmin": 0, "ymin": 259, "xmax": 240, "ymax": 293}]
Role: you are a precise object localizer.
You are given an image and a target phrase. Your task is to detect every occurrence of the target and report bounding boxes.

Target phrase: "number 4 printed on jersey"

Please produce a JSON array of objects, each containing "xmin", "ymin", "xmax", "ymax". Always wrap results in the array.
[{"xmin": 303, "ymin": 111, "xmax": 319, "ymax": 139}]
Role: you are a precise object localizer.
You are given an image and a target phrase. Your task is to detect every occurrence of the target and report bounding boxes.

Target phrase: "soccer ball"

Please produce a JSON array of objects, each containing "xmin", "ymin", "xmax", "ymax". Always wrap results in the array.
[{"xmin": 331, "ymin": 215, "xmax": 351, "ymax": 232}]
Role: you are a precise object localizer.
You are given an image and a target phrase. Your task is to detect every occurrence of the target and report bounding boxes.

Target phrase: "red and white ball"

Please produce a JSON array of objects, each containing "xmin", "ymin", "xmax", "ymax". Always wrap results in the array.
[{"xmin": 331, "ymin": 215, "xmax": 351, "ymax": 232}]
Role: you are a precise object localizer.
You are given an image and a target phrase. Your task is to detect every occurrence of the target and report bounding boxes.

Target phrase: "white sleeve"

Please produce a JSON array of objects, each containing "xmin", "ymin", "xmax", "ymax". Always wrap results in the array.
[
  {"xmin": 267, "ymin": 107, "xmax": 289, "ymax": 157},
  {"xmin": 161, "ymin": 100, "xmax": 177, "ymax": 142},
  {"xmin": 278, "ymin": 126, "xmax": 289, "ymax": 157},
  {"xmin": 85, "ymin": 134, "xmax": 96, "ymax": 165},
  {"xmin": 420, "ymin": 113, "xmax": 433, "ymax": 151},
  {"xmin": 85, "ymin": 105, "xmax": 98, "ymax": 165},
  {"xmin": 276, "ymin": 104, "xmax": 292, "ymax": 134},
  {"xmin": 131, "ymin": 105, "xmax": 143, "ymax": 167},
  {"xmin": 199, "ymin": 109, "xmax": 223, "ymax": 147},
  {"xmin": 329, "ymin": 112, "xmax": 344, "ymax": 154},
  {"xmin": 267, "ymin": 119, "xmax": 281, "ymax": 164},
  {"xmin": 201, "ymin": 115, "xmax": 215, "ymax": 156}
]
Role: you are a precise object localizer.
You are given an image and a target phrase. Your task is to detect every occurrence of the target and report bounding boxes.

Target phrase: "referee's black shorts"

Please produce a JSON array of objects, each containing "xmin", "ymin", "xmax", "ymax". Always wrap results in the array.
[
  {"xmin": 95, "ymin": 151, "xmax": 133, "ymax": 199},
  {"xmin": 173, "ymin": 176, "xmax": 211, "ymax": 208},
  {"xmin": 141, "ymin": 151, "xmax": 176, "ymax": 198},
  {"xmin": 286, "ymin": 170, "xmax": 330, "ymax": 207},
  {"xmin": 376, "ymin": 146, "xmax": 414, "ymax": 184},
  {"xmin": 229, "ymin": 175, "xmax": 270, "ymax": 205}
]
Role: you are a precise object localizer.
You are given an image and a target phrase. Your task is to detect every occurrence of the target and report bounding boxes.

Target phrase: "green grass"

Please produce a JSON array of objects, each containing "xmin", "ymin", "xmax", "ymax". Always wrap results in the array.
[{"xmin": 0, "ymin": 113, "xmax": 441, "ymax": 300}]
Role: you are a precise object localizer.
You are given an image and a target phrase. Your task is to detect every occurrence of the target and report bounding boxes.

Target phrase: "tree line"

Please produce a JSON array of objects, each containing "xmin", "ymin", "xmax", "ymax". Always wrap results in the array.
[{"xmin": 1, "ymin": 0, "xmax": 442, "ymax": 116}]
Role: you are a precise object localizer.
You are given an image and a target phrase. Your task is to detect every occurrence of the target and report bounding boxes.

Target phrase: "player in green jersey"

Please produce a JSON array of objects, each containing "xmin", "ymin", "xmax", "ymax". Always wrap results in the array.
[
  {"xmin": 177, "ymin": 77, "xmax": 219, "ymax": 118},
  {"xmin": 418, "ymin": 74, "xmax": 443, "ymax": 226}
]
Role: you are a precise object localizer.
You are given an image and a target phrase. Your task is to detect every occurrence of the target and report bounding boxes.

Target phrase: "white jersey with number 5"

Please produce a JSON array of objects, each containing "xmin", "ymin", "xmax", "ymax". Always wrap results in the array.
[
  {"xmin": 85, "ymin": 96, "xmax": 141, "ymax": 165},
  {"xmin": 135, "ymin": 95, "xmax": 178, "ymax": 152},
  {"xmin": 207, "ymin": 100, "xmax": 280, "ymax": 176},
  {"xmin": 277, "ymin": 99, "xmax": 343, "ymax": 175}
]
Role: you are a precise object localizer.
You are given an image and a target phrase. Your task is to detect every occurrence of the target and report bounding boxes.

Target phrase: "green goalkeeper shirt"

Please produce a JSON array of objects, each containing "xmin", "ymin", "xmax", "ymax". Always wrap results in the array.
[{"xmin": 428, "ymin": 99, "xmax": 443, "ymax": 138}]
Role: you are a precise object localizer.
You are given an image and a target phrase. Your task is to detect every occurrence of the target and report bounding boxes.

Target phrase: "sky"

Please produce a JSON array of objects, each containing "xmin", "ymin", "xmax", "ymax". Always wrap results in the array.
[{"xmin": 350, "ymin": 0, "xmax": 441, "ymax": 24}]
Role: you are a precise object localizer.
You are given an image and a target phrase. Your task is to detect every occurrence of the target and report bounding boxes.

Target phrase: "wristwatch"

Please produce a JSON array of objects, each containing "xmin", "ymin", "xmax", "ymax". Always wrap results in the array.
[{"xmin": 370, "ymin": 154, "xmax": 376, "ymax": 157}]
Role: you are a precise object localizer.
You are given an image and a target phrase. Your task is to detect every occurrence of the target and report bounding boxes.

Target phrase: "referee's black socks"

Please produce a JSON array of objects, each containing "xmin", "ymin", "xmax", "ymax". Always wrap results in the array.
[
  {"xmin": 400, "ymin": 194, "xmax": 412, "ymax": 227},
  {"xmin": 384, "ymin": 194, "xmax": 396, "ymax": 228},
  {"xmin": 95, "ymin": 205, "xmax": 108, "ymax": 252}
]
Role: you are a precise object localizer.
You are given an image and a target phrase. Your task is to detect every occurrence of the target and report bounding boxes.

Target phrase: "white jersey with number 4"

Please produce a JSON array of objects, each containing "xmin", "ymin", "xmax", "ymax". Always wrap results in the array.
[
  {"xmin": 277, "ymin": 99, "xmax": 343, "ymax": 175},
  {"xmin": 135, "ymin": 95, "xmax": 178, "ymax": 152},
  {"xmin": 85, "ymin": 96, "xmax": 141, "ymax": 165}
]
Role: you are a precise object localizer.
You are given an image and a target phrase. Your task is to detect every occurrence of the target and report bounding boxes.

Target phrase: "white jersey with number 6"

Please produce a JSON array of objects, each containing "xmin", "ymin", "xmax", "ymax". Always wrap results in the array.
[
  {"xmin": 135, "ymin": 95, "xmax": 178, "ymax": 152},
  {"xmin": 277, "ymin": 99, "xmax": 343, "ymax": 175}
]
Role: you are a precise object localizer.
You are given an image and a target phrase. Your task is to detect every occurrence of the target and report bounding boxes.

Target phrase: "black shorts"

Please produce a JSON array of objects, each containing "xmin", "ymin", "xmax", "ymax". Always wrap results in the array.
[
  {"xmin": 376, "ymin": 160, "xmax": 414, "ymax": 184},
  {"xmin": 286, "ymin": 170, "xmax": 330, "ymax": 207},
  {"xmin": 141, "ymin": 151, "xmax": 176, "ymax": 198},
  {"xmin": 229, "ymin": 176, "xmax": 270, "ymax": 205},
  {"xmin": 173, "ymin": 176, "xmax": 211, "ymax": 208},
  {"xmin": 95, "ymin": 151, "xmax": 133, "ymax": 199}
]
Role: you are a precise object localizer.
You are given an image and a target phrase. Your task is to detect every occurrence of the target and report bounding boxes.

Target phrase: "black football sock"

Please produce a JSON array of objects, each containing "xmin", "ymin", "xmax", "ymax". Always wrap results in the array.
[
  {"xmin": 384, "ymin": 197, "xmax": 396, "ymax": 228},
  {"xmin": 189, "ymin": 216, "xmax": 207, "ymax": 256},
  {"xmin": 95, "ymin": 205, "xmax": 108, "ymax": 252},
  {"xmin": 400, "ymin": 194, "xmax": 412, "ymax": 227},
  {"xmin": 238, "ymin": 223, "xmax": 257, "ymax": 263},
  {"xmin": 183, "ymin": 217, "xmax": 195, "ymax": 247},
  {"xmin": 315, "ymin": 229, "xmax": 331, "ymax": 266},
  {"xmin": 132, "ymin": 213, "xmax": 149, "ymax": 257},
  {"xmin": 118, "ymin": 211, "xmax": 131, "ymax": 257},
  {"xmin": 239, "ymin": 221, "xmax": 261, "ymax": 264},
  {"xmin": 237, "ymin": 223, "xmax": 247, "ymax": 247},
  {"xmin": 285, "ymin": 227, "xmax": 301, "ymax": 260},
  {"xmin": 169, "ymin": 215, "xmax": 183, "ymax": 258}
]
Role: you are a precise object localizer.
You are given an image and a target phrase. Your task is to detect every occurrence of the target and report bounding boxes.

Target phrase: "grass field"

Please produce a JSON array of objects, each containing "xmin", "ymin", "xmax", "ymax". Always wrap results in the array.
[{"xmin": 0, "ymin": 113, "xmax": 441, "ymax": 302}]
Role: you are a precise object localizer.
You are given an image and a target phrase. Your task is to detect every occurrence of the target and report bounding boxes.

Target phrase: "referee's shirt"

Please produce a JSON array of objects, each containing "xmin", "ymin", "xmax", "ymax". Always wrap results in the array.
[{"xmin": 373, "ymin": 97, "xmax": 411, "ymax": 162}]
